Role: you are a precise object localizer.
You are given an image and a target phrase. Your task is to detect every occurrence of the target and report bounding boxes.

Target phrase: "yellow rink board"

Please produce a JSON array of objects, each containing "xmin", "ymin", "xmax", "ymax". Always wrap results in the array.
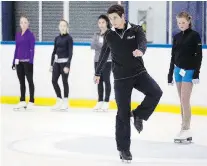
[{"xmin": 0, "ymin": 96, "xmax": 207, "ymax": 116}]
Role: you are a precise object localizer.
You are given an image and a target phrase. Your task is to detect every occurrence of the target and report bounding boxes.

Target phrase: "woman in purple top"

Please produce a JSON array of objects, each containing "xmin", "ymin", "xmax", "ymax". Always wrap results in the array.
[{"xmin": 12, "ymin": 15, "xmax": 35, "ymax": 110}]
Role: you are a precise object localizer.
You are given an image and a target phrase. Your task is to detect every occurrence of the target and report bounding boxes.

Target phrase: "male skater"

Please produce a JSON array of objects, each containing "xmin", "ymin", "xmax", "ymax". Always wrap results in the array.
[{"xmin": 94, "ymin": 4, "xmax": 163, "ymax": 161}]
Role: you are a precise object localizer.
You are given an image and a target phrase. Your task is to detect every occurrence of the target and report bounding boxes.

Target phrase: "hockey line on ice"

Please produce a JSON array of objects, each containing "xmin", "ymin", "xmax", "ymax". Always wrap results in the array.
[{"xmin": 7, "ymin": 131, "xmax": 207, "ymax": 164}]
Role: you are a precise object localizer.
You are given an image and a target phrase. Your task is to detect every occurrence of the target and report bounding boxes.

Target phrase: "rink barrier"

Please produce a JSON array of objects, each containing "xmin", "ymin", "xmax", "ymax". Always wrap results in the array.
[
  {"xmin": 0, "ymin": 41, "xmax": 207, "ymax": 48},
  {"xmin": 1, "ymin": 42, "xmax": 207, "ymax": 115},
  {"xmin": 0, "ymin": 96, "xmax": 207, "ymax": 116}
]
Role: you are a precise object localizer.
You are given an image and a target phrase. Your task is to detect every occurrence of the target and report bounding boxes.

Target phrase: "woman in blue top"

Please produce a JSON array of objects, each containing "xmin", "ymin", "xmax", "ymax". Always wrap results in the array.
[
  {"xmin": 12, "ymin": 15, "xmax": 35, "ymax": 110},
  {"xmin": 168, "ymin": 12, "xmax": 202, "ymax": 142}
]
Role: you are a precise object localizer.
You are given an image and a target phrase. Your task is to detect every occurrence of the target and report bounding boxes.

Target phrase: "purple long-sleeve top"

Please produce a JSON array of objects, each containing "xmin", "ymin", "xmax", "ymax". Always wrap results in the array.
[{"xmin": 13, "ymin": 29, "xmax": 35, "ymax": 64}]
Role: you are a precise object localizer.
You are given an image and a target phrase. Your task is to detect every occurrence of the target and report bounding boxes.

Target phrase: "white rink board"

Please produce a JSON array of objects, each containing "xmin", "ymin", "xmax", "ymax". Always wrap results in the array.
[{"xmin": 0, "ymin": 44, "xmax": 207, "ymax": 106}]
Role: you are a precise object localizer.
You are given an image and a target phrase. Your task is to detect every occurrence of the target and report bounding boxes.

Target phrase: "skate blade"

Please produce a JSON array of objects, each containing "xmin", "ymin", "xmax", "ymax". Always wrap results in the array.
[
  {"xmin": 13, "ymin": 107, "xmax": 27, "ymax": 111},
  {"xmin": 174, "ymin": 137, "xmax": 193, "ymax": 144},
  {"xmin": 99, "ymin": 109, "xmax": 109, "ymax": 112},
  {"xmin": 121, "ymin": 159, "xmax": 131, "ymax": 163},
  {"xmin": 93, "ymin": 109, "xmax": 100, "ymax": 112},
  {"xmin": 51, "ymin": 108, "xmax": 68, "ymax": 112},
  {"xmin": 93, "ymin": 108, "xmax": 108, "ymax": 112},
  {"xmin": 122, "ymin": 160, "xmax": 131, "ymax": 164},
  {"xmin": 25, "ymin": 107, "xmax": 35, "ymax": 112},
  {"xmin": 101, "ymin": 108, "xmax": 109, "ymax": 112},
  {"xmin": 120, "ymin": 156, "xmax": 132, "ymax": 163},
  {"xmin": 59, "ymin": 108, "xmax": 68, "ymax": 112}
]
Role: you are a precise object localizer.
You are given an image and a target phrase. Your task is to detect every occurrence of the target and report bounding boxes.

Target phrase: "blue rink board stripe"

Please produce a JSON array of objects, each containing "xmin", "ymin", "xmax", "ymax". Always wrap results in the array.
[{"xmin": 0, "ymin": 41, "xmax": 207, "ymax": 49}]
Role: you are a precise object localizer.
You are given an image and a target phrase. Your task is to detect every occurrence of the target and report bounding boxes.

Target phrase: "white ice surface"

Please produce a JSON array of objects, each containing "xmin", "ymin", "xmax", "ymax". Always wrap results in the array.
[{"xmin": 1, "ymin": 104, "xmax": 207, "ymax": 166}]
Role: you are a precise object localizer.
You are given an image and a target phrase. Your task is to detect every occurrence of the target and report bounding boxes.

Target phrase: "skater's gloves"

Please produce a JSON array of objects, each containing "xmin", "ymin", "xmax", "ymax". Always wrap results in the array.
[
  {"xmin": 192, "ymin": 69, "xmax": 200, "ymax": 84},
  {"xmin": 49, "ymin": 66, "xmax": 53, "ymax": 72},
  {"xmin": 94, "ymin": 76, "xmax": 100, "ymax": 84},
  {"xmin": 192, "ymin": 70, "xmax": 200, "ymax": 80},
  {"xmin": 168, "ymin": 73, "xmax": 173, "ymax": 85},
  {"xmin": 168, "ymin": 82, "xmax": 174, "ymax": 86},
  {"xmin": 192, "ymin": 79, "xmax": 199, "ymax": 84},
  {"xmin": 133, "ymin": 49, "xmax": 143, "ymax": 57},
  {"xmin": 168, "ymin": 80, "xmax": 174, "ymax": 86},
  {"xmin": 12, "ymin": 64, "xmax": 16, "ymax": 70}
]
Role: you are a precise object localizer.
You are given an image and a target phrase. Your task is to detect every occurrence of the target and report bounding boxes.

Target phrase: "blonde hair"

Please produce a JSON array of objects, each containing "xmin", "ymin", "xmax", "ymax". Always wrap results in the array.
[
  {"xmin": 20, "ymin": 14, "xmax": 29, "ymax": 22},
  {"xmin": 176, "ymin": 11, "xmax": 192, "ymax": 28},
  {"xmin": 59, "ymin": 19, "xmax": 69, "ymax": 33}
]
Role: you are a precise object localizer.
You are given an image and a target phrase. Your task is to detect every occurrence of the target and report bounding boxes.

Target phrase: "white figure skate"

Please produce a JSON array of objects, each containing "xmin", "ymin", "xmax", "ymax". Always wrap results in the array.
[
  {"xmin": 13, "ymin": 101, "xmax": 27, "ymax": 111},
  {"xmin": 174, "ymin": 129, "xmax": 192, "ymax": 143},
  {"xmin": 93, "ymin": 101, "xmax": 104, "ymax": 112},
  {"xmin": 101, "ymin": 102, "xmax": 109, "ymax": 111}
]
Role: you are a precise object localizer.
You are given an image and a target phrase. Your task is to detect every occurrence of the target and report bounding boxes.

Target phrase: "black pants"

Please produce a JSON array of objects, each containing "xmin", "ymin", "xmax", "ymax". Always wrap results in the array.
[
  {"xmin": 16, "ymin": 62, "xmax": 35, "ymax": 103},
  {"xmin": 95, "ymin": 62, "xmax": 112, "ymax": 102},
  {"xmin": 52, "ymin": 63, "xmax": 69, "ymax": 98},
  {"xmin": 115, "ymin": 72, "xmax": 163, "ymax": 151}
]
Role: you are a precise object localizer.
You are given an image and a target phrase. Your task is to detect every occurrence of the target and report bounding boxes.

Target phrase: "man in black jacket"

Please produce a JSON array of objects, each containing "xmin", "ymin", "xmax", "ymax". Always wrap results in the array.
[{"xmin": 94, "ymin": 5, "xmax": 163, "ymax": 161}]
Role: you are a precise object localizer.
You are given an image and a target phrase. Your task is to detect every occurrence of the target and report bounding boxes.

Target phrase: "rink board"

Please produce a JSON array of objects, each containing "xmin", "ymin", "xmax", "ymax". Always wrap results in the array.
[
  {"xmin": 0, "ymin": 96, "xmax": 207, "ymax": 116},
  {"xmin": 0, "ymin": 43, "xmax": 207, "ymax": 116}
]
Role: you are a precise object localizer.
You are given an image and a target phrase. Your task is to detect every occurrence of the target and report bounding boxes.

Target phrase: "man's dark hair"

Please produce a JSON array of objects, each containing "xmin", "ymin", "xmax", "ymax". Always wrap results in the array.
[
  {"xmin": 107, "ymin": 4, "xmax": 125, "ymax": 17},
  {"xmin": 98, "ymin": 14, "xmax": 111, "ymax": 29}
]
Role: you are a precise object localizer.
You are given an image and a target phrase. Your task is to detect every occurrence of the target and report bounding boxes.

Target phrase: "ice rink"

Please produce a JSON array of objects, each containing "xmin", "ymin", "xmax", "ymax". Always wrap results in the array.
[{"xmin": 1, "ymin": 104, "xmax": 207, "ymax": 166}]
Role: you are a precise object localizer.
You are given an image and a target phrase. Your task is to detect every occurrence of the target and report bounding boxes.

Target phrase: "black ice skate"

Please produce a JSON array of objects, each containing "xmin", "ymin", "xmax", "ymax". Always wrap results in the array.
[
  {"xmin": 119, "ymin": 150, "xmax": 132, "ymax": 163},
  {"xmin": 131, "ymin": 111, "xmax": 143, "ymax": 133}
]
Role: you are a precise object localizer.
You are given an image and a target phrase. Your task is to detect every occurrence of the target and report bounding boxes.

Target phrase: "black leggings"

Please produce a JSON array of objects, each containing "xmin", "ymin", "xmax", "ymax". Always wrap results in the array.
[
  {"xmin": 16, "ymin": 62, "xmax": 35, "ymax": 103},
  {"xmin": 52, "ymin": 63, "xmax": 69, "ymax": 98},
  {"xmin": 95, "ymin": 62, "xmax": 112, "ymax": 102}
]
